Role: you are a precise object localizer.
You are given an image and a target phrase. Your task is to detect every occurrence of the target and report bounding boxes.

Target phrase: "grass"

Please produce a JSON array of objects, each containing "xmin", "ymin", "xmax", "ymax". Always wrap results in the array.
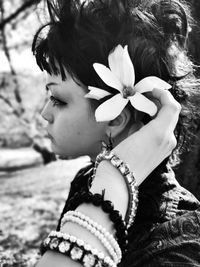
[{"xmin": 0, "ymin": 157, "xmax": 89, "ymax": 266}]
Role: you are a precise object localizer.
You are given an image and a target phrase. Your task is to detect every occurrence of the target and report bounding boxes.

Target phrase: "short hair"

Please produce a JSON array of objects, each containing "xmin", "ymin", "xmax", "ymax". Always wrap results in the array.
[
  {"xmin": 32, "ymin": 0, "xmax": 192, "ymax": 85},
  {"xmin": 32, "ymin": 0, "xmax": 200, "ymax": 156}
]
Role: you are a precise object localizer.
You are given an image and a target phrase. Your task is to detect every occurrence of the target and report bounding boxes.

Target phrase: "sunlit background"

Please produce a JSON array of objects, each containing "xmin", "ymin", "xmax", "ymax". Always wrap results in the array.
[
  {"xmin": 0, "ymin": 1, "xmax": 89, "ymax": 265},
  {"xmin": 0, "ymin": 0, "xmax": 200, "ymax": 266}
]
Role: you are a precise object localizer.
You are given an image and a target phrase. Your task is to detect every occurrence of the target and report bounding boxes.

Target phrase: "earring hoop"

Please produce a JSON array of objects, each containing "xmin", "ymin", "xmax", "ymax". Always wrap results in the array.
[
  {"xmin": 101, "ymin": 133, "xmax": 114, "ymax": 152},
  {"xmin": 108, "ymin": 133, "xmax": 114, "ymax": 150}
]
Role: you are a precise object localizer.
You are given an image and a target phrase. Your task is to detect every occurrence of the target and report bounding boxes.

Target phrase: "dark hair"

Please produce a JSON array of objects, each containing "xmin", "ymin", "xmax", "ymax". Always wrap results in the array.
[
  {"xmin": 32, "ymin": 0, "xmax": 200, "ymax": 158},
  {"xmin": 32, "ymin": 0, "xmax": 193, "ymax": 83}
]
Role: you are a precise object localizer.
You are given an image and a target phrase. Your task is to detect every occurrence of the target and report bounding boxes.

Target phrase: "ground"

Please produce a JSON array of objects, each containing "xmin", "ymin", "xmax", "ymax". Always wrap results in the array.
[{"xmin": 0, "ymin": 157, "xmax": 90, "ymax": 267}]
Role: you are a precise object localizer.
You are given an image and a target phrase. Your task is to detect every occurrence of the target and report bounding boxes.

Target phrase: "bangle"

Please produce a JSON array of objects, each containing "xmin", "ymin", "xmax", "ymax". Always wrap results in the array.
[
  {"xmin": 60, "ymin": 210, "xmax": 122, "ymax": 263},
  {"xmin": 61, "ymin": 214, "xmax": 119, "ymax": 263},
  {"xmin": 65, "ymin": 190, "xmax": 128, "ymax": 255},
  {"xmin": 41, "ymin": 230, "xmax": 116, "ymax": 267},
  {"xmin": 93, "ymin": 148, "xmax": 139, "ymax": 229}
]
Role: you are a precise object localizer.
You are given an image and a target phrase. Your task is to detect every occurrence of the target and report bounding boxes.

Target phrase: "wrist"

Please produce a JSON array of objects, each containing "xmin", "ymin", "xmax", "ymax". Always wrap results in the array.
[{"xmin": 112, "ymin": 134, "xmax": 149, "ymax": 184}]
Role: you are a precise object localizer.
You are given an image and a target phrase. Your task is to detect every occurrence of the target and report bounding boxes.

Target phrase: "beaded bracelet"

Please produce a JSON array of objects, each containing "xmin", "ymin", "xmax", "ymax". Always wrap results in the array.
[
  {"xmin": 60, "ymin": 214, "xmax": 118, "ymax": 263},
  {"xmin": 60, "ymin": 210, "xmax": 122, "ymax": 263},
  {"xmin": 65, "ymin": 190, "xmax": 128, "ymax": 255},
  {"xmin": 41, "ymin": 230, "xmax": 116, "ymax": 267},
  {"xmin": 62, "ymin": 210, "xmax": 121, "ymax": 259},
  {"xmin": 92, "ymin": 148, "xmax": 139, "ymax": 229}
]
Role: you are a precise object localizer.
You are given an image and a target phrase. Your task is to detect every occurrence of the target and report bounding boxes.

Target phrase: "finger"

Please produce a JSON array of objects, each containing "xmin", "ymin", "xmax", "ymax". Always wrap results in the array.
[
  {"xmin": 151, "ymin": 88, "xmax": 181, "ymax": 127},
  {"xmin": 144, "ymin": 92, "xmax": 162, "ymax": 112},
  {"xmin": 151, "ymin": 88, "xmax": 177, "ymax": 105}
]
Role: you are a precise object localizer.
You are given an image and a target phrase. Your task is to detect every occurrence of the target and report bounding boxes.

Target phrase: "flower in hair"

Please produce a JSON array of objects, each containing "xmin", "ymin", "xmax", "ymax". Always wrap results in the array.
[{"xmin": 85, "ymin": 45, "xmax": 171, "ymax": 122}]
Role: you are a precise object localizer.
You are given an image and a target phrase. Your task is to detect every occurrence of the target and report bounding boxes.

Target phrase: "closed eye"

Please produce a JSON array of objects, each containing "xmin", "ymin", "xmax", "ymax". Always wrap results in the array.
[{"xmin": 50, "ymin": 95, "xmax": 66, "ymax": 107}]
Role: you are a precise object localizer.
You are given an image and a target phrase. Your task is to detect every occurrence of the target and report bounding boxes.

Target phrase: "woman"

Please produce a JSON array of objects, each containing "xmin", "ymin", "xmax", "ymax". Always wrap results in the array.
[{"xmin": 33, "ymin": 0, "xmax": 200, "ymax": 266}]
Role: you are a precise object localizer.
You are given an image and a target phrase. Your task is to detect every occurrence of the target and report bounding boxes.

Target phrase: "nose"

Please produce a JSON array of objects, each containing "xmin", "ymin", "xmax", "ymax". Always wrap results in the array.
[{"xmin": 41, "ymin": 101, "xmax": 54, "ymax": 123}]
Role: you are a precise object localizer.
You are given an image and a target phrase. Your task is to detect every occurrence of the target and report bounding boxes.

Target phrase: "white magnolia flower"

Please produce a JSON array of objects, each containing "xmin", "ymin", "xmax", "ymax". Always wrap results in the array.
[{"xmin": 85, "ymin": 45, "xmax": 171, "ymax": 122}]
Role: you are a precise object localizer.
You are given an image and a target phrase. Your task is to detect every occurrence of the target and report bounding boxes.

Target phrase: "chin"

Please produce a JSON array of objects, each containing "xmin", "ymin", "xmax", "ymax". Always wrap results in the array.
[
  {"xmin": 51, "ymin": 142, "xmax": 96, "ymax": 159},
  {"xmin": 53, "ymin": 147, "xmax": 84, "ymax": 159},
  {"xmin": 50, "ymin": 143, "xmax": 67, "ymax": 157}
]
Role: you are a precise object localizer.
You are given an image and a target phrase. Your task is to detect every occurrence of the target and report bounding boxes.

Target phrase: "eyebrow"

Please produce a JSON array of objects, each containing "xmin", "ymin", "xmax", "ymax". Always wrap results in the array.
[{"xmin": 45, "ymin": 82, "xmax": 59, "ymax": 91}]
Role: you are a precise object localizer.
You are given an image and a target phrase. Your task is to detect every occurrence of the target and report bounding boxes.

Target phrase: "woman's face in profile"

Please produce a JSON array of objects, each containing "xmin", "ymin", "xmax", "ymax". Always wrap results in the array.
[{"xmin": 41, "ymin": 72, "xmax": 108, "ymax": 159}]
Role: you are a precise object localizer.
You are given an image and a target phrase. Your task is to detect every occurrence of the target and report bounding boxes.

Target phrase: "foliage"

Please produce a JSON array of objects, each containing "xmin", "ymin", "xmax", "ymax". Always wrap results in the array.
[{"xmin": 0, "ymin": 0, "xmax": 45, "ymax": 118}]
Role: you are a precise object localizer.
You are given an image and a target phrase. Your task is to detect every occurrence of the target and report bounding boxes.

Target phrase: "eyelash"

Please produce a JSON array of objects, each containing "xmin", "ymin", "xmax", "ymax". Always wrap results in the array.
[{"xmin": 50, "ymin": 95, "xmax": 66, "ymax": 107}]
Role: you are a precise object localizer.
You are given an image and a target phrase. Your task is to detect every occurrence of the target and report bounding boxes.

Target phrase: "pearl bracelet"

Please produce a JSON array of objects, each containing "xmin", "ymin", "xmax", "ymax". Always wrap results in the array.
[
  {"xmin": 61, "ymin": 210, "xmax": 122, "ymax": 263},
  {"xmin": 93, "ymin": 148, "xmax": 139, "ymax": 228},
  {"xmin": 41, "ymin": 230, "xmax": 116, "ymax": 267},
  {"xmin": 63, "ymin": 190, "xmax": 128, "ymax": 255},
  {"xmin": 63, "ymin": 210, "xmax": 121, "ymax": 259}
]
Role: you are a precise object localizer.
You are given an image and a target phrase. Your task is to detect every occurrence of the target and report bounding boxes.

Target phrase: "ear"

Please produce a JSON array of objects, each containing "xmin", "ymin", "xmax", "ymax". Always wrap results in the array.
[{"xmin": 105, "ymin": 107, "xmax": 132, "ymax": 138}]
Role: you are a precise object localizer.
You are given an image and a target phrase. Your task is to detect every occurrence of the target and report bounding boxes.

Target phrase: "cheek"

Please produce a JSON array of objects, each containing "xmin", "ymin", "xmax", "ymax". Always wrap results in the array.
[
  {"xmin": 53, "ymin": 109, "xmax": 106, "ymax": 149},
  {"xmin": 52, "ymin": 113, "xmax": 72, "ymax": 139},
  {"xmin": 81, "ymin": 122, "xmax": 106, "ymax": 146},
  {"xmin": 72, "ymin": 119, "xmax": 105, "ymax": 148},
  {"xmin": 53, "ymin": 113, "xmax": 87, "ymax": 142}
]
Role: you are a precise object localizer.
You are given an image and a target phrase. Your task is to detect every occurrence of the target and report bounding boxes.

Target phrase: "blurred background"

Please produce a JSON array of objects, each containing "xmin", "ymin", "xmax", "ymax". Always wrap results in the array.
[
  {"xmin": 0, "ymin": 0, "xmax": 200, "ymax": 266},
  {"xmin": 0, "ymin": 1, "xmax": 89, "ymax": 266}
]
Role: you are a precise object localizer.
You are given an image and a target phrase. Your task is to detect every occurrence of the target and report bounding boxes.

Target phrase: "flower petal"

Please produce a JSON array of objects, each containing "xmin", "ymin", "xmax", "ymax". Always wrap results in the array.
[
  {"xmin": 120, "ymin": 45, "xmax": 135, "ymax": 87},
  {"xmin": 129, "ymin": 92, "xmax": 157, "ymax": 116},
  {"xmin": 85, "ymin": 86, "xmax": 112, "ymax": 100},
  {"xmin": 134, "ymin": 76, "xmax": 172, "ymax": 93},
  {"xmin": 108, "ymin": 45, "xmax": 124, "ymax": 82},
  {"xmin": 93, "ymin": 63, "xmax": 123, "ymax": 92},
  {"xmin": 95, "ymin": 94, "xmax": 128, "ymax": 122}
]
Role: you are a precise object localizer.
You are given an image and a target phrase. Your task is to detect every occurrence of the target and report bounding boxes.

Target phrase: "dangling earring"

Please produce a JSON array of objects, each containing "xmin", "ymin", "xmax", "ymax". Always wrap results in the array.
[
  {"xmin": 101, "ymin": 140, "xmax": 108, "ymax": 152},
  {"xmin": 100, "ymin": 133, "xmax": 113, "ymax": 152},
  {"xmin": 108, "ymin": 132, "xmax": 114, "ymax": 150},
  {"xmin": 92, "ymin": 134, "xmax": 114, "ymax": 184}
]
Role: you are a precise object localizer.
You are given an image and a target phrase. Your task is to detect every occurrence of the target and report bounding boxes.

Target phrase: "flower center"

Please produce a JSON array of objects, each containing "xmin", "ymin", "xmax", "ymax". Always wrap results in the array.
[{"xmin": 122, "ymin": 86, "xmax": 134, "ymax": 98}]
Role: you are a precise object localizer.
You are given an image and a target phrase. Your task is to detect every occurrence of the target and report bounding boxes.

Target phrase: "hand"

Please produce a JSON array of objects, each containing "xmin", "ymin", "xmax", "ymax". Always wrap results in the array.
[
  {"xmin": 91, "ymin": 88, "xmax": 181, "ymax": 218},
  {"xmin": 113, "ymin": 88, "xmax": 181, "ymax": 184}
]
